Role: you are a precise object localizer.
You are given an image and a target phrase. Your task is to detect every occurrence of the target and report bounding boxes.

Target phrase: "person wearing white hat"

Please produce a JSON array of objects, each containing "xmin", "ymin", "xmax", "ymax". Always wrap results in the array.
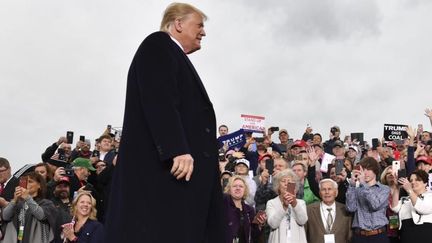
[
  {"xmin": 234, "ymin": 159, "xmax": 256, "ymax": 207},
  {"xmin": 348, "ymin": 145, "xmax": 360, "ymax": 164}
]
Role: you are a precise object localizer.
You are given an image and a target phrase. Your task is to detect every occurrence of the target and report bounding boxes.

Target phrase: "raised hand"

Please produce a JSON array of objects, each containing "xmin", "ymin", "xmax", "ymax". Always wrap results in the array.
[{"xmin": 425, "ymin": 108, "xmax": 432, "ymax": 119}]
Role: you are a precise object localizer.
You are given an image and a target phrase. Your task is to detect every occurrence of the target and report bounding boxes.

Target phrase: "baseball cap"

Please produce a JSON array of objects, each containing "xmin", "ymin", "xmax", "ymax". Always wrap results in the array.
[
  {"xmin": 279, "ymin": 129, "xmax": 288, "ymax": 135},
  {"xmin": 72, "ymin": 158, "xmax": 96, "ymax": 171},
  {"xmin": 386, "ymin": 141, "xmax": 397, "ymax": 150},
  {"xmin": 258, "ymin": 154, "xmax": 272, "ymax": 162},
  {"xmin": 348, "ymin": 145, "xmax": 359, "ymax": 153},
  {"xmin": 332, "ymin": 140, "xmax": 344, "ymax": 149},
  {"xmin": 416, "ymin": 156, "xmax": 432, "ymax": 165},
  {"xmin": 48, "ymin": 154, "xmax": 69, "ymax": 168},
  {"xmin": 235, "ymin": 158, "xmax": 250, "ymax": 168},
  {"xmin": 291, "ymin": 140, "xmax": 307, "ymax": 148}
]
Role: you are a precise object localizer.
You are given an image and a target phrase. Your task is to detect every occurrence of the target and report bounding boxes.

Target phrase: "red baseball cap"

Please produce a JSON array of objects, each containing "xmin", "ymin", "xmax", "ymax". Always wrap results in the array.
[
  {"xmin": 291, "ymin": 140, "xmax": 307, "ymax": 148},
  {"xmin": 416, "ymin": 156, "xmax": 432, "ymax": 165}
]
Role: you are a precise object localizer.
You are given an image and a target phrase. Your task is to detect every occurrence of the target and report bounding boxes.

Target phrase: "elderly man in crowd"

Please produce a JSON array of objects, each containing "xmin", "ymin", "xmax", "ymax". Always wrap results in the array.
[
  {"xmin": 69, "ymin": 158, "xmax": 97, "ymax": 198},
  {"xmin": 306, "ymin": 179, "xmax": 352, "ymax": 243}
]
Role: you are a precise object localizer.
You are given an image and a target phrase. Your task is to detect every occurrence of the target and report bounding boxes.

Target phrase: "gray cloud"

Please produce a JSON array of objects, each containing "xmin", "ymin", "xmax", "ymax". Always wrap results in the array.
[{"xmin": 1, "ymin": 0, "xmax": 431, "ymax": 172}]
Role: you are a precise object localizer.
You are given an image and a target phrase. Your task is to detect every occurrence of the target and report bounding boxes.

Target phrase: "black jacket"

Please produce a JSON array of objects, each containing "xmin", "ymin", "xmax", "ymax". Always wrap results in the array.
[{"xmin": 104, "ymin": 32, "xmax": 224, "ymax": 243}]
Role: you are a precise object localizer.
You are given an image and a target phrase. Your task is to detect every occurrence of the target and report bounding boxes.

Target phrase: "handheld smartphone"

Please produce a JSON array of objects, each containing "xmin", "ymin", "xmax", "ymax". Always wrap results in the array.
[
  {"xmin": 252, "ymin": 210, "xmax": 266, "ymax": 224},
  {"xmin": 350, "ymin": 133, "xmax": 364, "ymax": 145},
  {"xmin": 19, "ymin": 176, "xmax": 28, "ymax": 189},
  {"xmin": 287, "ymin": 182, "xmax": 296, "ymax": 195},
  {"xmin": 335, "ymin": 159, "xmax": 344, "ymax": 175},
  {"xmin": 92, "ymin": 150, "xmax": 100, "ymax": 158},
  {"xmin": 64, "ymin": 168, "xmax": 74, "ymax": 177},
  {"xmin": 398, "ymin": 169, "xmax": 407, "ymax": 185},
  {"xmin": 354, "ymin": 164, "xmax": 361, "ymax": 171},
  {"xmin": 269, "ymin": 127, "xmax": 279, "ymax": 132},
  {"xmin": 392, "ymin": 161, "xmax": 400, "ymax": 175},
  {"xmin": 398, "ymin": 169, "xmax": 407, "ymax": 179},
  {"xmin": 107, "ymin": 124, "xmax": 112, "ymax": 132},
  {"xmin": 79, "ymin": 135, "xmax": 85, "ymax": 142},
  {"xmin": 66, "ymin": 131, "xmax": 74, "ymax": 144},
  {"xmin": 265, "ymin": 159, "xmax": 274, "ymax": 174},
  {"xmin": 267, "ymin": 147, "xmax": 273, "ymax": 154},
  {"xmin": 58, "ymin": 148, "xmax": 66, "ymax": 161},
  {"xmin": 372, "ymin": 138, "xmax": 379, "ymax": 150}
]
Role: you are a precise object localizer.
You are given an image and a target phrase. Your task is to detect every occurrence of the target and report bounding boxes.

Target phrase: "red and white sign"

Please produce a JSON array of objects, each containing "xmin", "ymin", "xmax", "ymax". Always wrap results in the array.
[{"xmin": 241, "ymin": 114, "xmax": 266, "ymax": 133}]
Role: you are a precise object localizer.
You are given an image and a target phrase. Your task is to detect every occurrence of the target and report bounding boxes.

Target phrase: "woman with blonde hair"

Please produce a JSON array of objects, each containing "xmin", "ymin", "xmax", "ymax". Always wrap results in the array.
[
  {"xmin": 266, "ymin": 169, "xmax": 307, "ymax": 243},
  {"xmin": 62, "ymin": 191, "xmax": 103, "ymax": 242},
  {"xmin": 223, "ymin": 175, "xmax": 265, "ymax": 243}
]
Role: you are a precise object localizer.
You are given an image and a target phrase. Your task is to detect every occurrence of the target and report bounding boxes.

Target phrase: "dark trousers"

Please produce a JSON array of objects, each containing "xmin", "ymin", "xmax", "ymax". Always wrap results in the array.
[{"xmin": 352, "ymin": 232, "xmax": 390, "ymax": 243}]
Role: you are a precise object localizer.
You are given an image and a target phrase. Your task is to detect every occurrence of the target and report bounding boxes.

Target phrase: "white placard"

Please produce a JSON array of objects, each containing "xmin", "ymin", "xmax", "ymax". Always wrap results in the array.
[
  {"xmin": 241, "ymin": 114, "xmax": 265, "ymax": 133},
  {"xmin": 320, "ymin": 153, "xmax": 336, "ymax": 173}
]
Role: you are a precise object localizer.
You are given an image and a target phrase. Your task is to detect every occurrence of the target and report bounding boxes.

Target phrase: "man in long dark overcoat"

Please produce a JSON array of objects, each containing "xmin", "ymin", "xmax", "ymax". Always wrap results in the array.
[{"xmin": 104, "ymin": 3, "xmax": 224, "ymax": 243}]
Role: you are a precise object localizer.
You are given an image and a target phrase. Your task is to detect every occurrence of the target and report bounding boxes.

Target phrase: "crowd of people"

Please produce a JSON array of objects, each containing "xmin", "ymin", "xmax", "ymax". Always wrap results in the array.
[
  {"xmin": 0, "ymin": 108, "xmax": 431, "ymax": 243},
  {"xmin": 0, "ymin": 130, "xmax": 116, "ymax": 243},
  {"xmin": 219, "ymin": 108, "xmax": 432, "ymax": 243}
]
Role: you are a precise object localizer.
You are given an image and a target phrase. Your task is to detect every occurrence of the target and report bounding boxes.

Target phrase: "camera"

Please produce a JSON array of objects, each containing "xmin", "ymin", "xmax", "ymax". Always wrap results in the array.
[
  {"xmin": 64, "ymin": 168, "xmax": 74, "ymax": 177},
  {"xmin": 58, "ymin": 148, "xmax": 66, "ymax": 161},
  {"xmin": 92, "ymin": 150, "xmax": 100, "ymax": 158},
  {"xmin": 269, "ymin": 127, "xmax": 279, "ymax": 132}
]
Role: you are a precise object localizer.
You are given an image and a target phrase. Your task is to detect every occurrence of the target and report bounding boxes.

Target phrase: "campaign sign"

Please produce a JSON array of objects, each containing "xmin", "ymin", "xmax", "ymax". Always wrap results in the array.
[
  {"xmin": 320, "ymin": 153, "xmax": 336, "ymax": 173},
  {"xmin": 384, "ymin": 124, "xmax": 408, "ymax": 141},
  {"xmin": 241, "ymin": 114, "xmax": 265, "ymax": 133},
  {"xmin": 217, "ymin": 129, "xmax": 246, "ymax": 151}
]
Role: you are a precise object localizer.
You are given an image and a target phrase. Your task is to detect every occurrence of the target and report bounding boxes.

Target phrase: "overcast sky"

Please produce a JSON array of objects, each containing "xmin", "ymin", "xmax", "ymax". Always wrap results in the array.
[{"xmin": 1, "ymin": 0, "xmax": 431, "ymax": 172}]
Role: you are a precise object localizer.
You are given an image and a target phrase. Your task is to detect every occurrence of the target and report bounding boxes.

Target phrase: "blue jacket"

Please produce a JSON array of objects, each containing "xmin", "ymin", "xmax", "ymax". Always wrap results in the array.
[{"xmin": 75, "ymin": 219, "xmax": 104, "ymax": 243}]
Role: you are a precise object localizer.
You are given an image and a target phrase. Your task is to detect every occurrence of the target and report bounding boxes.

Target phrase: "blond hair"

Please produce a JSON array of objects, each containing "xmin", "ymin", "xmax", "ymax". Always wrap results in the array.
[
  {"xmin": 224, "ymin": 175, "xmax": 249, "ymax": 201},
  {"xmin": 160, "ymin": 2, "xmax": 207, "ymax": 32},
  {"xmin": 71, "ymin": 191, "xmax": 98, "ymax": 220}
]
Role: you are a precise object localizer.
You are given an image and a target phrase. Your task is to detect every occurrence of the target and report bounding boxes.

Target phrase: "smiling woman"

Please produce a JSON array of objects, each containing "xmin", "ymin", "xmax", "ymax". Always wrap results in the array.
[{"xmin": 62, "ymin": 191, "xmax": 103, "ymax": 243}]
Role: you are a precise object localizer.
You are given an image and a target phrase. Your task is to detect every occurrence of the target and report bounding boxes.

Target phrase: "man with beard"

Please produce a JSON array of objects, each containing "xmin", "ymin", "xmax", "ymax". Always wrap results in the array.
[{"xmin": 50, "ymin": 176, "xmax": 73, "ymax": 243}]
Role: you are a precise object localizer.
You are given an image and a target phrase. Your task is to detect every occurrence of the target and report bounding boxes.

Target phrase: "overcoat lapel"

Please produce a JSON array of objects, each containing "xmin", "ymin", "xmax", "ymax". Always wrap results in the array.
[
  {"xmin": 168, "ymin": 37, "xmax": 212, "ymax": 105},
  {"xmin": 181, "ymin": 53, "xmax": 212, "ymax": 105},
  {"xmin": 331, "ymin": 203, "xmax": 344, "ymax": 233},
  {"xmin": 311, "ymin": 204, "xmax": 326, "ymax": 233}
]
